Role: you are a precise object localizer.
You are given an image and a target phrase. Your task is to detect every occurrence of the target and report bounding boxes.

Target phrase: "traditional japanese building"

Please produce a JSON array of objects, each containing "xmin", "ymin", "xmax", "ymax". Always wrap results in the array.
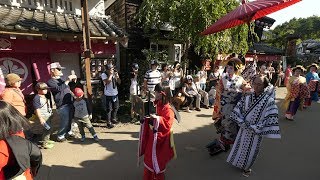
[{"xmin": 0, "ymin": 0, "xmax": 126, "ymax": 95}]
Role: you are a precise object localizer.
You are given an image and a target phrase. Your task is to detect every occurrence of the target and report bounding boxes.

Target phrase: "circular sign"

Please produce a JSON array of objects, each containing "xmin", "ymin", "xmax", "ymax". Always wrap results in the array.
[{"xmin": 0, "ymin": 57, "xmax": 28, "ymax": 86}]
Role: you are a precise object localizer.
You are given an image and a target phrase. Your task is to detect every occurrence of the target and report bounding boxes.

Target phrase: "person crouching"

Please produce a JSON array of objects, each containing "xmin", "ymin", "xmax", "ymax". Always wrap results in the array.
[{"xmin": 73, "ymin": 88, "xmax": 99, "ymax": 142}]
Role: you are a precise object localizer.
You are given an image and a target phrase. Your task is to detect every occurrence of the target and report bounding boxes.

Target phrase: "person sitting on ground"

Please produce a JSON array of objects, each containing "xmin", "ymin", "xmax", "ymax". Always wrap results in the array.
[
  {"xmin": 0, "ymin": 101, "xmax": 42, "ymax": 180},
  {"xmin": 181, "ymin": 75, "xmax": 199, "ymax": 112},
  {"xmin": 33, "ymin": 82, "xmax": 55, "ymax": 149},
  {"xmin": 73, "ymin": 88, "xmax": 99, "ymax": 142},
  {"xmin": 227, "ymin": 74, "xmax": 281, "ymax": 177},
  {"xmin": 193, "ymin": 75, "xmax": 210, "ymax": 109},
  {"xmin": 208, "ymin": 86, "xmax": 216, "ymax": 108}
]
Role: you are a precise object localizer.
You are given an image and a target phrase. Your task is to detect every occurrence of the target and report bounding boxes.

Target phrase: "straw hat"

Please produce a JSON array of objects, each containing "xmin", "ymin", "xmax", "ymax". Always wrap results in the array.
[
  {"xmin": 292, "ymin": 65, "xmax": 306, "ymax": 72},
  {"xmin": 307, "ymin": 63, "xmax": 319, "ymax": 70},
  {"xmin": 5, "ymin": 73, "xmax": 22, "ymax": 87}
]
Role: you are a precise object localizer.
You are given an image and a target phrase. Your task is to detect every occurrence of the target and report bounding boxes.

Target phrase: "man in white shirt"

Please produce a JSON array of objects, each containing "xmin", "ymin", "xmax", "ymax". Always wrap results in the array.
[{"xmin": 101, "ymin": 64, "xmax": 121, "ymax": 128}]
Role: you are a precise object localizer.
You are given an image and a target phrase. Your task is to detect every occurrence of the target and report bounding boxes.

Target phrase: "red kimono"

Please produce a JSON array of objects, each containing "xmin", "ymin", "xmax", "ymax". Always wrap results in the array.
[{"xmin": 138, "ymin": 101, "xmax": 176, "ymax": 180}]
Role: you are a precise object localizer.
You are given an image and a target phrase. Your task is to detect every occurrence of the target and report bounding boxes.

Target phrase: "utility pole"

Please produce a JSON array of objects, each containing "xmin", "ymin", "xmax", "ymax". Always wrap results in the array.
[{"xmin": 81, "ymin": 0, "xmax": 92, "ymax": 108}]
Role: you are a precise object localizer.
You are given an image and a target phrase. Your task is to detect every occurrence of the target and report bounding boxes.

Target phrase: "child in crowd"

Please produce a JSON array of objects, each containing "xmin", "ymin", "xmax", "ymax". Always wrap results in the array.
[
  {"xmin": 208, "ymin": 86, "xmax": 216, "ymax": 108},
  {"xmin": 73, "ymin": 88, "xmax": 99, "ymax": 142},
  {"xmin": 33, "ymin": 82, "xmax": 55, "ymax": 149}
]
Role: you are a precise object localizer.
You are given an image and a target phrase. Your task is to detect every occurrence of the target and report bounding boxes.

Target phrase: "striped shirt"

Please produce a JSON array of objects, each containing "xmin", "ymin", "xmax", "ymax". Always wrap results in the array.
[{"xmin": 144, "ymin": 69, "xmax": 161, "ymax": 91}]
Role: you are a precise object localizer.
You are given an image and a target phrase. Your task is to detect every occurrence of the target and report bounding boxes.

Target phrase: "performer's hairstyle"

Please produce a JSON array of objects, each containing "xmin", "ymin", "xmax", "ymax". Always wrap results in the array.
[
  {"xmin": 154, "ymin": 83, "xmax": 172, "ymax": 104},
  {"xmin": 227, "ymin": 60, "xmax": 239, "ymax": 71},
  {"xmin": 0, "ymin": 101, "xmax": 29, "ymax": 140},
  {"xmin": 262, "ymin": 76, "xmax": 270, "ymax": 89},
  {"xmin": 252, "ymin": 74, "xmax": 270, "ymax": 89}
]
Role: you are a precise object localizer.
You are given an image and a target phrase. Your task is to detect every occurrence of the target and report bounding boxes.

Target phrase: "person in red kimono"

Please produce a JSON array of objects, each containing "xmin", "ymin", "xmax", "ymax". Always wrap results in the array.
[{"xmin": 138, "ymin": 83, "xmax": 177, "ymax": 180}]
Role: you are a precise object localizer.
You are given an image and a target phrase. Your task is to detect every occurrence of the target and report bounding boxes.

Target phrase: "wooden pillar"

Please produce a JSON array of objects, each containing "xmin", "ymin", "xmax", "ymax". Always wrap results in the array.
[{"xmin": 81, "ymin": 0, "xmax": 92, "ymax": 108}]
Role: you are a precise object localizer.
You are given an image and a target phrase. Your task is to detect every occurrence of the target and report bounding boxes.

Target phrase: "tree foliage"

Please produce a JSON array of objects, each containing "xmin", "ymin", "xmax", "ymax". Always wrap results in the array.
[
  {"xmin": 137, "ymin": 0, "xmax": 249, "ymax": 58},
  {"xmin": 267, "ymin": 16, "xmax": 320, "ymax": 48}
]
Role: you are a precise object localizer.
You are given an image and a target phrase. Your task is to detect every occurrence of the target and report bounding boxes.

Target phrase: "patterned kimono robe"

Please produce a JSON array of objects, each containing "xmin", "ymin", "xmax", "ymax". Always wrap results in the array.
[
  {"xmin": 227, "ymin": 87, "xmax": 281, "ymax": 170},
  {"xmin": 138, "ymin": 101, "xmax": 176, "ymax": 180},
  {"xmin": 241, "ymin": 61, "xmax": 257, "ymax": 83},
  {"xmin": 305, "ymin": 71, "xmax": 320, "ymax": 103},
  {"xmin": 212, "ymin": 73, "xmax": 245, "ymax": 144},
  {"xmin": 283, "ymin": 76, "xmax": 310, "ymax": 117}
]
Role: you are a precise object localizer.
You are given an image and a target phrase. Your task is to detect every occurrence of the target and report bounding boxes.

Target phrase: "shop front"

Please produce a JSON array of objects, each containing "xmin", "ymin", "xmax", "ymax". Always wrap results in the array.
[{"xmin": 0, "ymin": 38, "xmax": 116, "ymax": 95}]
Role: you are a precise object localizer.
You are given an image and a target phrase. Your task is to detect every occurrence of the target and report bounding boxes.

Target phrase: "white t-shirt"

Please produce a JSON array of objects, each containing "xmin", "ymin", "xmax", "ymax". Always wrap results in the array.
[
  {"xmin": 130, "ymin": 78, "xmax": 139, "ymax": 95},
  {"xmin": 101, "ymin": 73, "xmax": 118, "ymax": 96},
  {"xmin": 197, "ymin": 70, "xmax": 207, "ymax": 84}
]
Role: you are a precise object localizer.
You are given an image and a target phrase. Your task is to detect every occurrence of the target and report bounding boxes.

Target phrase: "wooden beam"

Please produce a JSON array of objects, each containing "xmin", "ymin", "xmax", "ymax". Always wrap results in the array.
[
  {"xmin": 0, "ymin": 31, "xmax": 43, "ymax": 37},
  {"xmin": 81, "ymin": 0, "xmax": 93, "ymax": 110}
]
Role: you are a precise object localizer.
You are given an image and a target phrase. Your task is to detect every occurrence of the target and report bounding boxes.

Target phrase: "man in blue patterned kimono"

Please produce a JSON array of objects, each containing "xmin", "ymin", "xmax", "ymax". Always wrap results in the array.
[{"xmin": 227, "ymin": 75, "xmax": 281, "ymax": 177}]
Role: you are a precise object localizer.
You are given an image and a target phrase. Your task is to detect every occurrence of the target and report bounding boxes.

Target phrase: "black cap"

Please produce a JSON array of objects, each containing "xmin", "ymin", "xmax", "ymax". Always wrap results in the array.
[
  {"xmin": 132, "ymin": 63, "xmax": 139, "ymax": 70},
  {"xmin": 150, "ymin": 59, "xmax": 158, "ymax": 65},
  {"xmin": 106, "ymin": 64, "xmax": 114, "ymax": 70}
]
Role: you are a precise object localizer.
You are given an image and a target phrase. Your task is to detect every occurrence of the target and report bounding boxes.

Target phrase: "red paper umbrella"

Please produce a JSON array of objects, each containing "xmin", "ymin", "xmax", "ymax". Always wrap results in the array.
[{"xmin": 201, "ymin": 0, "xmax": 301, "ymax": 35}]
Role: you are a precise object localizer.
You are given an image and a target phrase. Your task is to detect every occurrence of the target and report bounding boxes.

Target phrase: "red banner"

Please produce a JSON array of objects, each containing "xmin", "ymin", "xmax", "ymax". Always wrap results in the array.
[
  {"xmin": 245, "ymin": 54, "xmax": 282, "ymax": 62},
  {"xmin": 0, "ymin": 39, "xmax": 116, "ymax": 54}
]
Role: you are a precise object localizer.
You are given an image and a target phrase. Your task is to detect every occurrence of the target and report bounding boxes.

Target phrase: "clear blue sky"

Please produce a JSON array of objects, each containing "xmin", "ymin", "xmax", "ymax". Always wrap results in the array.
[{"xmin": 267, "ymin": 0, "xmax": 320, "ymax": 28}]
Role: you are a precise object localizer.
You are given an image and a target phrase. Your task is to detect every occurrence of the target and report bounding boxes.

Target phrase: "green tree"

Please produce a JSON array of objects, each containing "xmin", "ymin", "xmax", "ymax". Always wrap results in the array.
[
  {"xmin": 267, "ymin": 16, "xmax": 320, "ymax": 49},
  {"xmin": 137, "ymin": 0, "xmax": 249, "ymax": 58}
]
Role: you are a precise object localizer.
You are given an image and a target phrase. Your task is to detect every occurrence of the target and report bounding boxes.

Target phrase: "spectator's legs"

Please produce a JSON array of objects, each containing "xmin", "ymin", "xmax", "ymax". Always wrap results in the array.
[
  {"xmin": 56, "ymin": 105, "xmax": 71, "ymax": 140},
  {"xmin": 105, "ymin": 96, "xmax": 115, "ymax": 128},
  {"xmin": 195, "ymin": 94, "xmax": 201, "ymax": 109},
  {"xmin": 75, "ymin": 118, "xmax": 86, "ymax": 138},
  {"xmin": 111, "ymin": 96, "xmax": 119, "ymax": 123}
]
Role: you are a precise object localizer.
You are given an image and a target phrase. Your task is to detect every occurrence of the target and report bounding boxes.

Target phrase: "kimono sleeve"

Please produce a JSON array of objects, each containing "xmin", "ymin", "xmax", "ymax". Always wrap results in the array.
[
  {"xmin": 229, "ymin": 96, "xmax": 246, "ymax": 124},
  {"xmin": 247, "ymin": 98, "xmax": 281, "ymax": 138},
  {"xmin": 156, "ymin": 106, "xmax": 174, "ymax": 137}
]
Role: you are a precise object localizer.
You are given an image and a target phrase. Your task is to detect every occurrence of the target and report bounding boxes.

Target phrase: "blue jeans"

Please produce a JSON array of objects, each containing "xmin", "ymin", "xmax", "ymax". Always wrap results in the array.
[{"xmin": 56, "ymin": 104, "xmax": 72, "ymax": 139}]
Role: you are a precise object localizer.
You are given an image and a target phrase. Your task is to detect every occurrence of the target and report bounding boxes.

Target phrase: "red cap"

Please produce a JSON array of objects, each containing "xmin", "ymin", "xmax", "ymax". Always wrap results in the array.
[{"xmin": 74, "ymin": 88, "xmax": 84, "ymax": 97}]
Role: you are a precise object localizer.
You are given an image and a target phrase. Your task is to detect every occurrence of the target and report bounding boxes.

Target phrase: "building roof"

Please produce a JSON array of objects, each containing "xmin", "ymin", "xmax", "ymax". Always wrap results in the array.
[
  {"xmin": 248, "ymin": 43, "xmax": 283, "ymax": 55},
  {"xmin": 0, "ymin": 5, "xmax": 125, "ymax": 38}
]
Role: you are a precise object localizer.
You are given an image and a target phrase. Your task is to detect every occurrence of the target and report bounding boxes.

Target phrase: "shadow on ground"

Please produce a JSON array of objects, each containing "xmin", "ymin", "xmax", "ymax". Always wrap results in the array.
[{"xmin": 35, "ymin": 92, "xmax": 320, "ymax": 180}]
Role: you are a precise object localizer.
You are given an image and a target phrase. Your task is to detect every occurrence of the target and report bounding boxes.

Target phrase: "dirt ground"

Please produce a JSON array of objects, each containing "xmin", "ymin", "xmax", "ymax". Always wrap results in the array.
[{"xmin": 36, "ymin": 87, "xmax": 320, "ymax": 180}]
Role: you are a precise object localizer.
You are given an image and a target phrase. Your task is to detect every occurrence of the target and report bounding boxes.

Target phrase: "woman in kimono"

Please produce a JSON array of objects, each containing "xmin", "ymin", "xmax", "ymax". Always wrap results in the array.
[
  {"xmin": 305, "ymin": 63, "xmax": 320, "ymax": 106},
  {"xmin": 227, "ymin": 75, "xmax": 281, "ymax": 177},
  {"xmin": 138, "ymin": 83, "xmax": 177, "ymax": 180},
  {"xmin": 207, "ymin": 60, "xmax": 248, "ymax": 155},
  {"xmin": 283, "ymin": 65, "xmax": 310, "ymax": 121}
]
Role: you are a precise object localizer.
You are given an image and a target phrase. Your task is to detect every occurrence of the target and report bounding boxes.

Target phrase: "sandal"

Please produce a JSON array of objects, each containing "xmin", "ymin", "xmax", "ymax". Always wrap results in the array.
[{"xmin": 242, "ymin": 169, "xmax": 252, "ymax": 177}]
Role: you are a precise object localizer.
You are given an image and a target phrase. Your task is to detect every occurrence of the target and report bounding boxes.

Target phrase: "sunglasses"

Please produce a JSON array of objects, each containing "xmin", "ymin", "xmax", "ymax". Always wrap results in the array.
[{"xmin": 56, "ymin": 68, "xmax": 62, "ymax": 71}]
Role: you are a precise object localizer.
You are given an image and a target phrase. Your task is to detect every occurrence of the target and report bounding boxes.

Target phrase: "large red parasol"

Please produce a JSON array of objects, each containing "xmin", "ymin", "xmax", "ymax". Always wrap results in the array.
[{"xmin": 201, "ymin": 0, "xmax": 301, "ymax": 35}]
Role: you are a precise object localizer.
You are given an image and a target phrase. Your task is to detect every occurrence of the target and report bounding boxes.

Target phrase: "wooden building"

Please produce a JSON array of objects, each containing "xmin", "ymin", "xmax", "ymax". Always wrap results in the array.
[{"xmin": 0, "ymin": 0, "xmax": 126, "ymax": 95}]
